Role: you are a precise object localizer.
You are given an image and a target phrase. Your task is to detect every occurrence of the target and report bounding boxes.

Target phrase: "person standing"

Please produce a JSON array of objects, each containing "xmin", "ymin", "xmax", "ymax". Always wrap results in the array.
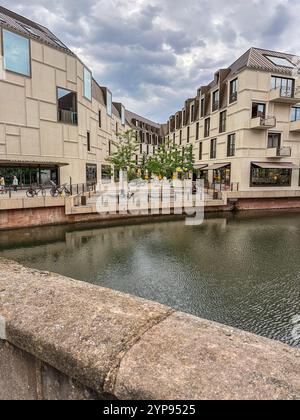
[
  {"xmin": 0, "ymin": 176, "xmax": 5, "ymax": 194},
  {"xmin": 12, "ymin": 175, "xmax": 19, "ymax": 192}
]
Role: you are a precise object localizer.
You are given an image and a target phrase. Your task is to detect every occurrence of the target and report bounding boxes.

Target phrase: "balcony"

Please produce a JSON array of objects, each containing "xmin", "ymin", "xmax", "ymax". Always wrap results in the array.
[
  {"xmin": 269, "ymin": 87, "xmax": 300, "ymax": 104},
  {"xmin": 250, "ymin": 115, "xmax": 276, "ymax": 130},
  {"xmin": 212, "ymin": 101, "xmax": 219, "ymax": 112},
  {"xmin": 290, "ymin": 120, "xmax": 300, "ymax": 132},
  {"xmin": 266, "ymin": 147, "xmax": 292, "ymax": 158},
  {"xmin": 58, "ymin": 109, "xmax": 78, "ymax": 125}
]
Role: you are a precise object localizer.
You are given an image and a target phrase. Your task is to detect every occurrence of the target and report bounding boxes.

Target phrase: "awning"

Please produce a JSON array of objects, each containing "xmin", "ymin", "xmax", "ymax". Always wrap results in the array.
[
  {"xmin": 194, "ymin": 164, "xmax": 208, "ymax": 170},
  {"xmin": 0, "ymin": 160, "xmax": 69, "ymax": 167},
  {"xmin": 203, "ymin": 163, "xmax": 231, "ymax": 171},
  {"xmin": 252, "ymin": 162, "xmax": 298, "ymax": 169}
]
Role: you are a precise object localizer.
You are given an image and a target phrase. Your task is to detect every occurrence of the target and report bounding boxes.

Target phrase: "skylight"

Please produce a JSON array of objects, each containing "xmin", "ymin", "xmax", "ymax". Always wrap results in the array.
[
  {"xmin": 23, "ymin": 25, "xmax": 40, "ymax": 37},
  {"xmin": 265, "ymin": 55, "xmax": 294, "ymax": 68}
]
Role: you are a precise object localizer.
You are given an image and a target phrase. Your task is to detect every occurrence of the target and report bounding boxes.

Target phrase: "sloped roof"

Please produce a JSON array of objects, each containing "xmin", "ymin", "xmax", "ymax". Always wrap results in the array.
[
  {"xmin": 125, "ymin": 109, "xmax": 161, "ymax": 129},
  {"xmin": 226, "ymin": 47, "xmax": 298, "ymax": 80},
  {"xmin": 0, "ymin": 6, "xmax": 74, "ymax": 55}
]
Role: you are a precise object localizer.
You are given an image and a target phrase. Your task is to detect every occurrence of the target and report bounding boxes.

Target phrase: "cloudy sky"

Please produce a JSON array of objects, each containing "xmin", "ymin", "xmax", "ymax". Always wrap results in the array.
[{"xmin": 2, "ymin": 0, "xmax": 299, "ymax": 122}]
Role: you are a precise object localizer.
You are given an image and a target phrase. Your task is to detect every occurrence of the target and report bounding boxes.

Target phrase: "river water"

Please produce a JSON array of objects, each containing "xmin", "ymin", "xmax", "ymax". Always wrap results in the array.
[{"xmin": 0, "ymin": 211, "xmax": 299, "ymax": 347}]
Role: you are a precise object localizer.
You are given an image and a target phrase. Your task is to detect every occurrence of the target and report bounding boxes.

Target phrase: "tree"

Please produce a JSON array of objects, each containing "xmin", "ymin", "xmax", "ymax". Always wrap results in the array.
[
  {"xmin": 144, "ymin": 141, "xmax": 195, "ymax": 179},
  {"xmin": 106, "ymin": 130, "xmax": 139, "ymax": 180}
]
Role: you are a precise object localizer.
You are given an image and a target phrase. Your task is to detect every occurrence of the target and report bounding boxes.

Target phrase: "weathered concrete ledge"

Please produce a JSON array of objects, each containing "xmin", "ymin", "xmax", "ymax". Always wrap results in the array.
[{"xmin": 0, "ymin": 259, "xmax": 299, "ymax": 400}]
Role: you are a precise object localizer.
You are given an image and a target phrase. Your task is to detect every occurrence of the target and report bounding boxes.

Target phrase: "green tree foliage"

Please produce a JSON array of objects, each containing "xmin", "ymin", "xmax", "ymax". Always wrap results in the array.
[
  {"xmin": 143, "ymin": 141, "xmax": 195, "ymax": 179},
  {"xmin": 106, "ymin": 130, "xmax": 139, "ymax": 180}
]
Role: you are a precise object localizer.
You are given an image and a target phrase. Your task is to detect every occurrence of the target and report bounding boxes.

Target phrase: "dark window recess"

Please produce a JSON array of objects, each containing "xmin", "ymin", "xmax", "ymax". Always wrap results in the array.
[
  {"xmin": 153, "ymin": 146, "xmax": 155, "ymax": 154},
  {"xmin": 199, "ymin": 142, "xmax": 203, "ymax": 160},
  {"xmin": 212, "ymin": 90, "xmax": 219, "ymax": 111},
  {"xmin": 57, "ymin": 88, "xmax": 77, "ymax": 124},
  {"xmin": 227, "ymin": 134, "xmax": 236, "ymax": 157},
  {"xmin": 204, "ymin": 118, "xmax": 210, "ymax": 137},
  {"xmin": 229, "ymin": 78, "xmax": 238, "ymax": 103},
  {"xmin": 116, "ymin": 123, "xmax": 118, "ymax": 134},
  {"xmin": 187, "ymin": 126, "xmax": 190, "ymax": 143},
  {"xmin": 268, "ymin": 133, "xmax": 281, "ymax": 149},
  {"xmin": 196, "ymin": 122, "xmax": 200, "ymax": 140},
  {"xmin": 191, "ymin": 105, "xmax": 195, "ymax": 122},
  {"xmin": 173, "ymin": 133, "xmax": 176, "ymax": 144},
  {"xmin": 219, "ymin": 111, "xmax": 227, "ymax": 133},
  {"xmin": 87, "ymin": 132, "xmax": 91, "ymax": 152},
  {"xmin": 140, "ymin": 144, "xmax": 143, "ymax": 154},
  {"xmin": 183, "ymin": 110, "xmax": 186, "ymax": 125},
  {"xmin": 101, "ymin": 165, "xmax": 111, "ymax": 180},
  {"xmin": 98, "ymin": 110, "xmax": 102, "ymax": 128},
  {"xmin": 252, "ymin": 103, "xmax": 266, "ymax": 118},
  {"xmin": 200, "ymin": 98, "xmax": 205, "ymax": 117},
  {"xmin": 108, "ymin": 141, "xmax": 111, "ymax": 155},
  {"xmin": 86, "ymin": 164, "xmax": 97, "ymax": 184},
  {"xmin": 180, "ymin": 130, "xmax": 182, "ymax": 145},
  {"xmin": 251, "ymin": 164, "xmax": 291, "ymax": 187},
  {"xmin": 210, "ymin": 138, "xmax": 217, "ymax": 159},
  {"xmin": 147, "ymin": 145, "xmax": 149, "ymax": 154}
]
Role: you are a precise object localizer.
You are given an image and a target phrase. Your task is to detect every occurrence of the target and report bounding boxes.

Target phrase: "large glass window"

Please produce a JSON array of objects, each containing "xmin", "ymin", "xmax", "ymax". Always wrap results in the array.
[
  {"xmin": 268, "ymin": 133, "xmax": 281, "ymax": 149},
  {"xmin": 107, "ymin": 90, "xmax": 112, "ymax": 117},
  {"xmin": 121, "ymin": 105, "xmax": 126, "ymax": 125},
  {"xmin": 57, "ymin": 88, "xmax": 77, "ymax": 124},
  {"xmin": 212, "ymin": 90, "xmax": 219, "ymax": 111},
  {"xmin": 86, "ymin": 164, "xmax": 97, "ymax": 184},
  {"xmin": 229, "ymin": 78, "xmax": 238, "ymax": 103},
  {"xmin": 219, "ymin": 111, "xmax": 227, "ymax": 133},
  {"xmin": 210, "ymin": 138, "xmax": 217, "ymax": 159},
  {"xmin": 204, "ymin": 118, "xmax": 210, "ymax": 138},
  {"xmin": 271, "ymin": 76, "xmax": 294, "ymax": 97},
  {"xmin": 291, "ymin": 107, "xmax": 300, "ymax": 121},
  {"xmin": 251, "ymin": 164, "xmax": 291, "ymax": 187},
  {"xmin": 227, "ymin": 134, "xmax": 235, "ymax": 157},
  {"xmin": 83, "ymin": 67, "xmax": 92, "ymax": 100},
  {"xmin": 3, "ymin": 29, "xmax": 30, "ymax": 76},
  {"xmin": 252, "ymin": 103, "xmax": 266, "ymax": 118}
]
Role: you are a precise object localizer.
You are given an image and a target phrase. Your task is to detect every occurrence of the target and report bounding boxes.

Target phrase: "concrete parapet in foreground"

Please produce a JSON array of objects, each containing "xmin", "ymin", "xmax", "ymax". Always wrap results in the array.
[{"xmin": 0, "ymin": 259, "xmax": 299, "ymax": 400}]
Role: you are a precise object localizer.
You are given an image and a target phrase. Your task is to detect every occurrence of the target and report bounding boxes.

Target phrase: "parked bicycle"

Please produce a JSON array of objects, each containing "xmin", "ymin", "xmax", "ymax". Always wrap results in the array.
[
  {"xmin": 26, "ymin": 185, "xmax": 47, "ymax": 198},
  {"xmin": 50, "ymin": 181, "xmax": 71, "ymax": 197}
]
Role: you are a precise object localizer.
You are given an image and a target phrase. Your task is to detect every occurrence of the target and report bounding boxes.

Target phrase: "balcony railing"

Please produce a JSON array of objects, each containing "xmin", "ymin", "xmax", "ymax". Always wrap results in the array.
[
  {"xmin": 269, "ymin": 87, "xmax": 300, "ymax": 104},
  {"xmin": 250, "ymin": 115, "xmax": 276, "ymax": 129},
  {"xmin": 58, "ymin": 109, "xmax": 78, "ymax": 125},
  {"xmin": 229, "ymin": 92, "xmax": 237, "ymax": 104},
  {"xmin": 212, "ymin": 101, "xmax": 219, "ymax": 112},
  {"xmin": 266, "ymin": 146, "xmax": 291, "ymax": 158}
]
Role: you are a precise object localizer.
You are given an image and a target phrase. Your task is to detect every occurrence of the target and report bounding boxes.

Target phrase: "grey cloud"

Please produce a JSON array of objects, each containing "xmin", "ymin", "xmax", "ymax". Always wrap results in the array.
[{"xmin": 1, "ymin": 0, "xmax": 300, "ymax": 121}]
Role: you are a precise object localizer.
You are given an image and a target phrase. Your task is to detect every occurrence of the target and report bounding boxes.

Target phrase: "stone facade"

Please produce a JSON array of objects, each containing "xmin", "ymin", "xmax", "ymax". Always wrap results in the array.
[{"xmin": 0, "ymin": 259, "xmax": 299, "ymax": 400}]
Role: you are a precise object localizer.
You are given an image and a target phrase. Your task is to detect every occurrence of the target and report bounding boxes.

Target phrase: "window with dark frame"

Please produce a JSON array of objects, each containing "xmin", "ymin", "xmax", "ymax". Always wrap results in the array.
[
  {"xmin": 251, "ymin": 164, "xmax": 291, "ymax": 187},
  {"xmin": 268, "ymin": 133, "xmax": 281, "ymax": 149},
  {"xmin": 204, "ymin": 118, "xmax": 210, "ymax": 137},
  {"xmin": 200, "ymin": 98, "xmax": 205, "ymax": 117},
  {"xmin": 291, "ymin": 107, "xmax": 300, "ymax": 121},
  {"xmin": 98, "ymin": 110, "xmax": 102, "ymax": 128},
  {"xmin": 87, "ymin": 132, "xmax": 91, "ymax": 152},
  {"xmin": 180, "ymin": 130, "xmax": 182, "ymax": 145},
  {"xmin": 271, "ymin": 76, "xmax": 294, "ymax": 97},
  {"xmin": 210, "ymin": 138, "xmax": 217, "ymax": 159},
  {"xmin": 229, "ymin": 78, "xmax": 238, "ymax": 103},
  {"xmin": 219, "ymin": 111, "xmax": 227, "ymax": 133},
  {"xmin": 57, "ymin": 88, "xmax": 78, "ymax": 125},
  {"xmin": 108, "ymin": 140, "xmax": 111, "ymax": 155},
  {"xmin": 252, "ymin": 103, "xmax": 266, "ymax": 119},
  {"xmin": 86, "ymin": 164, "xmax": 97, "ymax": 184},
  {"xmin": 227, "ymin": 134, "xmax": 236, "ymax": 157},
  {"xmin": 173, "ymin": 133, "xmax": 176, "ymax": 144},
  {"xmin": 191, "ymin": 104, "xmax": 195, "ymax": 122},
  {"xmin": 187, "ymin": 126, "xmax": 190, "ymax": 143},
  {"xmin": 196, "ymin": 122, "xmax": 200, "ymax": 140},
  {"xmin": 212, "ymin": 90, "xmax": 219, "ymax": 112},
  {"xmin": 199, "ymin": 142, "xmax": 203, "ymax": 160}
]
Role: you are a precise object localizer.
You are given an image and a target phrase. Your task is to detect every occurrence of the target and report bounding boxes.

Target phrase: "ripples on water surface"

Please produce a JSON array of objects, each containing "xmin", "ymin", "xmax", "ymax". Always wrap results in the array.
[{"xmin": 0, "ymin": 211, "xmax": 299, "ymax": 347}]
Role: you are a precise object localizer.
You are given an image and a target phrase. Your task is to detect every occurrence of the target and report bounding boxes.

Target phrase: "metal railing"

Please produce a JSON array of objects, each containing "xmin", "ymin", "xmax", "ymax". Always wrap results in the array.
[{"xmin": 259, "ymin": 115, "xmax": 276, "ymax": 127}]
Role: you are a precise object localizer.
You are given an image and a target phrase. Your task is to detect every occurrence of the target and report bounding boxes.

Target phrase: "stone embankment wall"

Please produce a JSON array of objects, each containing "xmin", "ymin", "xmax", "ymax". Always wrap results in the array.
[{"xmin": 0, "ymin": 259, "xmax": 299, "ymax": 400}]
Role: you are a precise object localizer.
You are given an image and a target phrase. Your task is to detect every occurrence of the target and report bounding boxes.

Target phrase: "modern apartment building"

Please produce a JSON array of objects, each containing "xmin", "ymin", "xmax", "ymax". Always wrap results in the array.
[
  {"xmin": 167, "ymin": 48, "xmax": 300, "ymax": 196},
  {"xmin": 0, "ymin": 6, "xmax": 163, "ymax": 187}
]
